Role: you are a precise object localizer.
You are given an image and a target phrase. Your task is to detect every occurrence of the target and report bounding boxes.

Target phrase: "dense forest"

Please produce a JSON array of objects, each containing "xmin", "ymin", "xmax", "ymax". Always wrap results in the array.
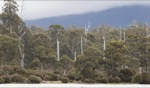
[{"xmin": 0, "ymin": 0, "xmax": 150, "ymax": 84}]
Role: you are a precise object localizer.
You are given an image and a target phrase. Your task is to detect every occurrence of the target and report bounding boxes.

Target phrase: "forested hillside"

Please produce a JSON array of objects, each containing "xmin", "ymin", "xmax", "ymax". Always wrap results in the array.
[{"xmin": 0, "ymin": 0, "xmax": 150, "ymax": 84}]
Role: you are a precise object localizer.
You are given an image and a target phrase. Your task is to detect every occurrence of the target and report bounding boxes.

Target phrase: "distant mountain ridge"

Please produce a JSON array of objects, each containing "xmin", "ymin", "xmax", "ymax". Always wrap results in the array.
[{"xmin": 25, "ymin": 5, "xmax": 150, "ymax": 29}]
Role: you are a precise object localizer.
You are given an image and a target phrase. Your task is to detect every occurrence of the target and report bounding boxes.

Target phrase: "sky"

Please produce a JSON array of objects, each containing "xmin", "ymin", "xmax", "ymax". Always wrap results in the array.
[{"xmin": 0, "ymin": 1, "xmax": 150, "ymax": 21}]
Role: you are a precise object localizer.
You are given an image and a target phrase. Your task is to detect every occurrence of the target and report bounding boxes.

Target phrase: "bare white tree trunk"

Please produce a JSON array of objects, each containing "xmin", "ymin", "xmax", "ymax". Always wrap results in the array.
[
  {"xmin": 18, "ymin": 32, "xmax": 25, "ymax": 69},
  {"xmin": 74, "ymin": 51, "xmax": 76, "ymax": 61},
  {"xmin": 120, "ymin": 29, "xmax": 122, "ymax": 41},
  {"xmin": 139, "ymin": 67, "xmax": 142, "ymax": 74},
  {"xmin": 84, "ymin": 21, "xmax": 91, "ymax": 42},
  {"xmin": 123, "ymin": 32, "xmax": 126, "ymax": 42},
  {"xmin": 57, "ymin": 39, "xmax": 59, "ymax": 61},
  {"xmin": 103, "ymin": 36, "xmax": 106, "ymax": 60},
  {"xmin": 81, "ymin": 36, "xmax": 83, "ymax": 55},
  {"xmin": 63, "ymin": 70, "xmax": 66, "ymax": 76}
]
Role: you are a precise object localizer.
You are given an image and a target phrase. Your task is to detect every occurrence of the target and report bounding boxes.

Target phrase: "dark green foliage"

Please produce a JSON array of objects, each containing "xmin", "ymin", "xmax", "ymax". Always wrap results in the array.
[
  {"xmin": 2, "ymin": 65, "xmax": 14, "ymax": 75},
  {"xmin": 61, "ymin": 77, "xmax": 69, "ymax": 83},
  {"xmin": 11, "ymin": 74, "xmax": 24, "ymax": 83},
  {"xmin": 50, "ymin": 73, "xmax": 59, "ymax": 81},
  {"xmin": 114, "ymin": 76, "xmax": 121, "ymax": 83},
  {"xmin": 108, "ymin": 76, "xmax": 114, "ymax": 83},
  {"xmin": 105, "ymin": 40, "xmax": 128, "ymax": 68},
  {"xmin": 1, "ymin": 0, "xmax": 150, "ymax": 84},
  {"xmin": 141, "ymin": 72, "xmax": 150, "ymax": 84},
  {"xmin": 67, "ymin": 73, "xmax": 76, "ymax": 81},
  {"xmin": 81, "ymin": 61, "xmax": 97, "ymax": 79},
  {"xmin": 132, "ymin": 72, "xmax": 150, "ymax": 84},
  {"xmin": 82, "ymin": 78, "xmax": 95, "ymax": 83},
  {"xmin": 0, "ymin": 69, "xmax": 4, "ymax": 76},
  {"xmin": 34, "ymin": 72, "xmax": 44, "ymax": 80},
  {"xmin": 132, "ymin": 74, "xmax": 143, "ymax": 84},
  {"xmin": 75, "ymin": 75, "xmax": 83, "ymax": 81},
  {"xmin": 13, "ymin": 66, "xmax": 25, "ymax": 75},
  {"xmin": 110, "ymin": 68, "xmax": 120, "ymax": 77},
  {"xmin": 27, "ymin": 75, "xmax": 42, "ymax": 83},
  {"xmin": 2, "ymin": 74, "xmax": 11, "ymax": 83},
  {"xmin": 119, "ymin": 68, "xmax": 136, "ymax": 82},
  {"xmin": 54, "ymin": 71, "xmax": 61, "ymax": 75},
  {"xmin": 44, "ymin": 75, "xmax": 51, "ymax": 81},
  {"xmin": 0, "ymin": 77, "xmax": 4, "ymax": 84},
  {"xmin": 96, "ymin": 77, "xmax": 102, "ymax": 83},
  {"xmin": 31, "ymin": 59, "xmax": 41, "ymax": 69},
  {"xmin": 100, "ymin": 78, "xmax": 109, "ymax": 83}
]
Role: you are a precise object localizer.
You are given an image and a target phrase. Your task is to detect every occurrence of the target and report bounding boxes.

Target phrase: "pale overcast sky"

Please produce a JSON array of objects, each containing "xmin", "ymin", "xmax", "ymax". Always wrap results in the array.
[{"xmin": 0, "ymin": 1, "xmax": 150, "ymax": 21}]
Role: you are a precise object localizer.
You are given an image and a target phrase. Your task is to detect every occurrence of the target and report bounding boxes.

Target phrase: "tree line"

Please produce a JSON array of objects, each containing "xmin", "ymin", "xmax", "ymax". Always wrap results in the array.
[{"xmin": 0, "ymin": 0, "xmax": 150, "ymax": 84}]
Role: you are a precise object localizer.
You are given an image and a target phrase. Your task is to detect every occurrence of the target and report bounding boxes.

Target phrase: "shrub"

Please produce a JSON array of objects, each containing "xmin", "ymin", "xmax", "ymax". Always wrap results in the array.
[
  {"xmin": 27, "ymin": 75, "xmax": 42, "ymax": 83},
  {"xmin": 0, "ymin": 77, "xmax": 4, "ymax": 84},
  {"xmin": 0, "ymin": 69, "xmax": 4, "ymax": 76},
  {"xmin": 132, "ymin": 74, "xmax": 143, "ymax": 84},
  {"xmin": 75, "ymin": 75, "xmax": 83, "ymax": 81},
  {"xmin": 108, "ymin": 76, "xmax": 114, "ymax": 83},
  {"xmin": 54, "ymin": 71, "xmax": 61, "ymax": 75},
  {"xmin": 44, "ymin": 75, "xmax": 51, "ymax": 81},
  {"xmin": 2, "ymin": 65, "xmax": 13, "ymax": 75},
  {"xmin": 111, "ymin": 68, "xmax": 120, "ymax": 77},
  {"xmin": 114, "ymin": 76, "xmax": 121, "ymax": 83},
  {"xmin": 96, "ymin": 77, "xmax": 101, "ymax": 83},
  {"xmin": 132, "ymin": 72, "xmax": 150, "ymax": 84},
  {"xmin": 61, "ymin": 77, "xmax": 69, "ymax": 83},
  {"xmin": 25, "ymin": 69, "xmax": 34, "ymax": 77},
  {"xmin": 13, "ymin": 66, "xmax": 25, "ymax": 75},
  {"xmin": 82, "ymin": 78, "xmax": 95, "ymax": 83},
  {"xmin": 11, "ymin": 74, "xmax": 24, "ymax": 83},
  {"xmin": 50, "ymin": 73, "xmax": 59, "ymax": 81},
  {"xmin": 34, "ymin": 72, "xmax": 44, "ymax": 80},
  {"xmin": 100, "ymin": 78, "xmax": 109, "ymax": 83},
  {"xmin": 119, "ymin": 68, "xmax": 135, "ymax": 82},
  {"xmin": 2, "ymin": 74, "xmax": 11, "ymax": 83},
  {"xmin": 21, "ymin": 77, "xmax": 27, "ymax": 83},
  {"xmin": 67, "ymin": 74, "xmax": 76, "ymax": 81},
  {"xmin": 31, "ymin": 59, "xmax": 41, "ymax": 69},
  {"xmin": 141, "ymin": 72, "xmax": 150, "ymax": 84}
]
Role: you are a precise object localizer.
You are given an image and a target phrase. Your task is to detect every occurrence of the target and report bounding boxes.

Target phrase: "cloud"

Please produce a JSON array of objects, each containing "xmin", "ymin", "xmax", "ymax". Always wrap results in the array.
[{"xmin": 0, "ymin": 1, "xmax": 150, "ymax": 20}]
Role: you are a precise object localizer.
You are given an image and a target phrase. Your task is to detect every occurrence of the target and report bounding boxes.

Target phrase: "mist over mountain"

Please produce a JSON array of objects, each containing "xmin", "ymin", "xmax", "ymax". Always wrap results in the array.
[{"xmin": 25, "ymin": 5, "xmax": 150, "ymax": 29}]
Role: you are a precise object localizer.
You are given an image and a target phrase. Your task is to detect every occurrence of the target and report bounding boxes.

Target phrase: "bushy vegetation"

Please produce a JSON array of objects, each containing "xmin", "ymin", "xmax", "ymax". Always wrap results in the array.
[
  {"xmin": 141, "ymin": 72, "xmax": 150, "ymax": 84},
  {"xmin": 0, "ymin": 0, "xmax": 150, "ymax": 84},
  {"xmin": 132, "ymin": 72, "xmax": 150, "ymax": 84},
  {"xmin": 11, "ymin": 74, "xmax": 25, "ymax": 83},
  {"xmin": 100, "ymin": 78, "xmax": 109, "ymax": 83},
  {"xmin": 0, "ymin": 77, "xmax": 4, "ymax": 84},
  {"xmin": 114, "ymin": 76, "xmax": 121, "ymax": 83},
  {"xmin": 61, "ymin": 77, "xmax": 69, "ymax": 83},
  {"xmin": 82, "ymin": 78, "xmax": 95, "ymax": 83},
  {"xmin": 2, "ymin": 74, "xmax": 11, "ymax": 83},
  {"xmin": 50, "ymin": 73, "xmax": 59, "ymax": 81},
  {"xmin": 132, "ymin": 74, "xmax": 143, "ymax": 84},
  {"xmin": 27, "ymin": 75, "xmax": 42, "ymax": 83},
  {"xmin": 108, "ymin": 76, "xmax": 114, "ymax": 83},
  {"xmin": 119, "ymin": 68, "xmax": 136, "ymax": 82}
]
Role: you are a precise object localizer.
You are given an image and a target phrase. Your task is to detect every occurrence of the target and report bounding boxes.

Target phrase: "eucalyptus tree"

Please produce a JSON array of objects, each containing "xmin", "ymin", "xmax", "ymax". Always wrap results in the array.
[
  {"xmin": 27, "ymin": 33, "xmax": 56, "ymax": 71},
  {"xmin": 0, "ymin": 0, "xmax": 21, "ymax": 34},
  {"xmin": 66, "ymin": 27, "xmax": 84, "ymax": 58},
  {"xmin": 105, "ymin": 40, "xmax": 128, "ymax": 69},
  {"xmin": 0, "ymin": 34, "xmax": 19, "ymax": 66},
  {"xmin": 0, "ymin": 0, "xmax": 28, "ymax": 69},
  {"xmin": 75, "ymin": 46, "xmax": 102, "ymax": 79},
  {"xmin": 60, "ymin": 55, "xmax": 73, "ymax": 75},
  {"xmin": 138, "ymin": 37, "xmax": 150, "ymax": 72}
]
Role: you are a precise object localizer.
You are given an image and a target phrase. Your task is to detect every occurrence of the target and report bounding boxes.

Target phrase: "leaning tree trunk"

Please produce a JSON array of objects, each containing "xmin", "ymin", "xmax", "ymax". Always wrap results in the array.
[{"xmin": 18, "ymin": 31, "xmax": 25, "ymax": 69}]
